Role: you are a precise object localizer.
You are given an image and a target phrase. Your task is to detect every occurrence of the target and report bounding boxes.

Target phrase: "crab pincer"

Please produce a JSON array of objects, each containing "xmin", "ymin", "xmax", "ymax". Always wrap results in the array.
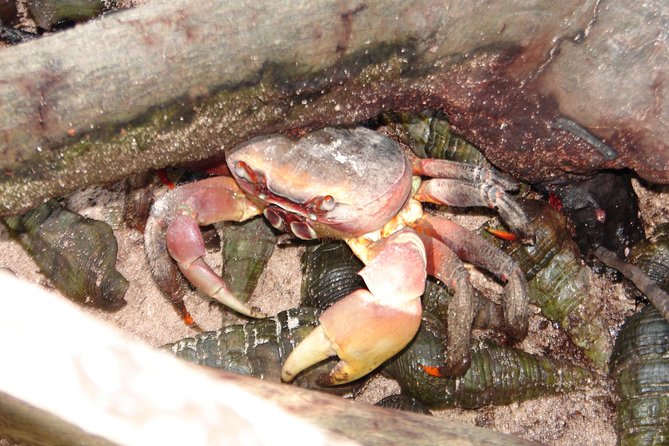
[
  {"xmin": 145, "ymin": 176, "xmax": 265, "ymax": 319},
  {"xmin": 281, "ymin": 228, "xmax": 426, "ymax": 386}
]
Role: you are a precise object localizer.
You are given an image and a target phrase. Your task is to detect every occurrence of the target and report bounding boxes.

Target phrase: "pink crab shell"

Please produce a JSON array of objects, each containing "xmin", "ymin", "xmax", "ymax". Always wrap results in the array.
[{"xmin": 225, "ymin": 127, "xmax": 413, "ymax": 237}]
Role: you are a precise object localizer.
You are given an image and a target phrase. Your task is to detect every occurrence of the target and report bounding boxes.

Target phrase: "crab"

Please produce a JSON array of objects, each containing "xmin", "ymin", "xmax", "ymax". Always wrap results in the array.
[{"xmin": 145, "ymin": 127, "xmax": 533, "ymax": 385}]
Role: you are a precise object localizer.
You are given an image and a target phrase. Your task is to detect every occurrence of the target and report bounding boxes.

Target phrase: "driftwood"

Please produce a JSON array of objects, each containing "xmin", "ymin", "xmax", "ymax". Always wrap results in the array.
[
  {"xmin": 0, "ymin": 0, "xmax": 667, "ymax": 216},
  {"xmin": 0, "ymin": 271, "xmax": 542, "ymax": 446}
]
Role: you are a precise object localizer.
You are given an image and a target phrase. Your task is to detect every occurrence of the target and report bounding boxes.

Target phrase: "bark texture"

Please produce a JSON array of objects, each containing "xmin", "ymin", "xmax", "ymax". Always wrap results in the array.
[{"xmin": 0, "ymin": 0, "xmax": 667, "ymax": 216}]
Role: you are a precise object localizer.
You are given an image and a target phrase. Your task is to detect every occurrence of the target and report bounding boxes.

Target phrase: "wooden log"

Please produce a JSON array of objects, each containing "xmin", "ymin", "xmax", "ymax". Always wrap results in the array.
[
  {"xmin": 0, "ymin": 271, "xmax": 542, "ymax": 446},
  {"xmin": 0, "ymin": 0, "xmax": 666, "ymax": 216}
]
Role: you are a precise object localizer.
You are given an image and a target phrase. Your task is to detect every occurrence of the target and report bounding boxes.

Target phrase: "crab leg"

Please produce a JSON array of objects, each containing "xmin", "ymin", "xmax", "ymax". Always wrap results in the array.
[
  {"xmin": 415, "ymin": 177, "xmax": 534, "ymax": 243},
  {"xmin": 146, "ymin": 176, "xmax": 265, "ymax": 319},
  {"xmin": 417, "ymin": 234, "xmax": 475, "ymax": 377},
  {"xmin": 281, "ymin": 228, "xmax": 427, "ymax": 386},
  {"xmin": 412, "ymin": 156, "xmax": 519, "ymax": 191},
  {"xmin": 416, "ymin": 214, "xmax": 529, "ymax": 341}
]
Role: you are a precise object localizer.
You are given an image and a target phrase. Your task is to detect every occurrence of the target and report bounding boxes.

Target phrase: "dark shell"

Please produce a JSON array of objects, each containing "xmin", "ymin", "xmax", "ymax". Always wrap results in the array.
[
  {"xmin": 609, "ymin": 305, "xmax": 669, "ymax": 446},
  {"xmin": 123, "ymin": 172, "xmax": 157, "ymax": 233},
  {"xmin": 488, "ymin": 199, "xmax": 611, "ymax": 368},
  {"xmin": 163, "ymin": 307, "xmax": 359, "ymax": 395},
  {"xmin": 374, "ymin": 394, "xmax": 432, "ymax": 415},
  {"xmin": 610, "ymin": 226, "xmax": 669, "ymax": 445},
  {"xmin": 384, "ymin": 312, "xmax": 597, "ymax": 409},
  {"xmin": 219, "ymin": 216, "xmax": 277, "ymax": 304},
  {"xmin": 3, "ymin": 200, "xmax": 127, "ymax": 310},
  {"xmin": 300, "ymin": 240, "xmax": 364, "ymax": 312},
  {"xmin": 385, "ymin": 110, "xmax": 489, "ymax": 166}
]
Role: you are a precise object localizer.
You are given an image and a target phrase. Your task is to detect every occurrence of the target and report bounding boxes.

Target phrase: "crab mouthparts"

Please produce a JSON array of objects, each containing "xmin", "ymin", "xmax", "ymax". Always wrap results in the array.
[
  {"xmin": 263, "ymin": 206, "xmax": 318, "ymax": 240},
  {"xmin": 233, "ymin": 161, "xmax": 342, "ymax": 239}
]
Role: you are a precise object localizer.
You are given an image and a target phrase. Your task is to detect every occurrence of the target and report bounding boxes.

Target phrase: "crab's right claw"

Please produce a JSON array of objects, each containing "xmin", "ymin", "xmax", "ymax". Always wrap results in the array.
[
  {"xmin": 281, "ymin": 229, "xmax": 427, "ymax": 385},
  {"xmin": 146, "ymin": 176, "xmax": 265, "ymax": 320}
]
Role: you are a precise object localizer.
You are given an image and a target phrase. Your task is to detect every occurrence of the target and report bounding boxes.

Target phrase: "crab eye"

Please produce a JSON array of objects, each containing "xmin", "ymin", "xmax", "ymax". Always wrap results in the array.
[
  {"xmin": 234, "ymin": 161, "xmax": 256, "ymax": 184},
  {"xmin": 319, "ymin": 195, "xmax": 336, "ymax": 212}
]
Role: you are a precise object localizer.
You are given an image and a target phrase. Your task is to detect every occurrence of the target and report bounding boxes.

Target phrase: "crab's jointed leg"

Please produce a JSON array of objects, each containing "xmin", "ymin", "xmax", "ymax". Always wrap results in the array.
[
  {"xmin": 416, "ymin": 214, "xmax": 529, "ymax": 341},
  {"xmin": 146, "ymin": 176, "xmax": 264, "ymax": 319},
  {"xmin": 417, "ymin": 233, "xmax": 475, "ymax": 377},
  {"xmin": 415, "ymin": 178, "xmax": 534, "ymax": 243},
  {"xmin": 412, "ymin": 156, "xmax": 534, "ymax": 243},
  {"xmin": 281, "ymin": 228, "xmax": 427, "ymax": 386},
  {"xmin": 412, "ymin": 156, "xmax": 519, "ymax": 192}
]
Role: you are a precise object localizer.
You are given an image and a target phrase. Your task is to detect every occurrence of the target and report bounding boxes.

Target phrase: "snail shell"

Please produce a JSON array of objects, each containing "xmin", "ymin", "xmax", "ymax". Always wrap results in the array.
[
  {"xmin": 3, "ymin": 200, "xmax": 127, "ymax": 310},
  {"xmin": 384, "ymin": 312, "xmax": 597, "ymax": 409},
  {"xmin": 219, "ymin": 216, "xmax": 277, "ymax": 304},
  {"xmin": 490, "ymin": 199, "xmax": 612, "ymax": 368},
  {"xmin": 164, "ymin": 307, "xmax": 359, "ymax": 394},
  {"xmin": 609, "ymin": 305, "xmax": 669, "ymax": 446}
]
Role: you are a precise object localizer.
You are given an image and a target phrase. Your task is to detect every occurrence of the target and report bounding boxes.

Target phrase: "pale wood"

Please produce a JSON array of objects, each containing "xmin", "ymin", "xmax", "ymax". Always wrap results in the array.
[{"xmin": 0, "ymin": 272, "xmax": 541, "ymax": 446}]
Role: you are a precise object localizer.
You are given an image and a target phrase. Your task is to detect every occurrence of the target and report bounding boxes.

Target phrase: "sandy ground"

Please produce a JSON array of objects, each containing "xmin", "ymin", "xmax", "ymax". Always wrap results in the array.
[{"xmin": 2, "ymin": 177, "xmax": 667, "ymax": 446}]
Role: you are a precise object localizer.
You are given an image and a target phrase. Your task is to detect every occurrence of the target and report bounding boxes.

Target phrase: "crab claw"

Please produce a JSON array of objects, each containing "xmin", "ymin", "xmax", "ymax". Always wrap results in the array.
[
  {"xmin": 281, "ymin": 228, "xmax": 426, "ymax": 385},
  {"xmin": 146, "ymin": 176, "xmax": 265, "ymax": 320}
]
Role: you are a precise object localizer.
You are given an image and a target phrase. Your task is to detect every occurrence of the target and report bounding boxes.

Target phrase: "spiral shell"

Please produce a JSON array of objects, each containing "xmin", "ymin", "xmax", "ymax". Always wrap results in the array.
[
  {"xmin": 609, "ymin": 305, "xmax": 669, "ymax": 446},
  {"xmin": 489, "ymin": 199, "xmax": 611, "ymax": 368},
  {"xmin": 385, "ymin": 110, "xmax": 489, "ymax": 166},
  {"xmin": 609, "ymin": 225, "xmax": 669, "ymax": 445},
  {"xmin": 163, "ymin": 307, "xmax": 358, "ymax": 394},
  {"xmin": 374, "ymin": 394, "xmax": 432, "ymax": 415},
  {"xmin": 219, "ymin": 216, "xmax": 277, "ymax": 304},
  {"xmin": 301, "ymin": 240, "xmax": 364, "ymax": 312},
  {"xmin": 3, "ymin": 200, "xmax": 128, "ymax": 310},
  {"xmin": 384, "ymin": 312, "xmax": 597, "ymax": 409}
]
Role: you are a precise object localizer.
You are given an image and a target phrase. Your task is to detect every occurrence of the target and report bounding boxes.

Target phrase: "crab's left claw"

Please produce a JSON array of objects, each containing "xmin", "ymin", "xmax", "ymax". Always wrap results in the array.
[{"xmin": 281, "ymin": 229, "xmax": 426, "ymax": 385}]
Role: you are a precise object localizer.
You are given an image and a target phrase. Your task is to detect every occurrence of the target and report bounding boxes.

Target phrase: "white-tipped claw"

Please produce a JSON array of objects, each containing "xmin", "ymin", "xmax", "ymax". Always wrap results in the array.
[{"xmin": 281, "ymin": 325, "xmax": 335, "ymax": 383}]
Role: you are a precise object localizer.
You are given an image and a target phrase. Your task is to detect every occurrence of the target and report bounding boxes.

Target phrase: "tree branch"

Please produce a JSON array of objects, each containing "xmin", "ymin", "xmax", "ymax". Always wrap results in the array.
[
  {"xmin": 0, "ymin": 0, "xmax": 666, "ymax": 216},
  {"xmin": 0, "ymin": 272, "xmax": 540, "ymax": 446}
]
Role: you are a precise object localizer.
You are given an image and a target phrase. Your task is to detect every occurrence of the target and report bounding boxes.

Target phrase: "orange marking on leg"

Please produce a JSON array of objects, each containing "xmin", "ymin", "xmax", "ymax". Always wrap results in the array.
[
  {"xmin": 486, "ymin": 227, "xmax": 517, "ymax": 241},
  {"xmin": 156, "ymin": 169, "xmax": 176, "ymax": 189},
  {"xmin": 421, "ymin": 364, "xmax": 443, "ymax": 377}
]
